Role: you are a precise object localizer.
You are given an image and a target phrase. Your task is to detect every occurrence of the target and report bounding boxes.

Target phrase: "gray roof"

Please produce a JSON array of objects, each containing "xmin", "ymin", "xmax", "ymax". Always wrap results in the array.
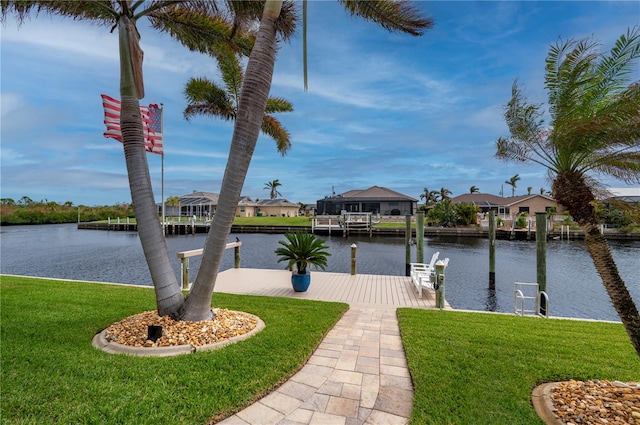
[
  {"xmin": 324, "ymin": 186, "xmax": 417, "ymax": 202},
  {"xmin": 257, "ymin": 199, "xmax": 298, "ymax": 207},
  {"xmin": 450, "ymin": 193, "xmax": 556, "ymax": 207}
]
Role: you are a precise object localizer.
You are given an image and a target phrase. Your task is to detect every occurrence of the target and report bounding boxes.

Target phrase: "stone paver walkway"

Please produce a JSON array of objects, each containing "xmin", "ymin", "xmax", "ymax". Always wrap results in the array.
[
  {"xmin": 218, "ymin": 307, "xmax": 413, "ymax": 425},
  {"xmin": 210, "ymin": 268, "xmax": 449, "ymax": 425}
]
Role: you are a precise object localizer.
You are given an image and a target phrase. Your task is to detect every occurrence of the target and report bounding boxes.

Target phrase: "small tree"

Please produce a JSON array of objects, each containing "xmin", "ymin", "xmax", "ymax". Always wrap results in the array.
[
  {"xmin": 454, "ymin": 203, "xmax": 480, "ymax": 226},
  {"xmin": 427, "ymin": 200, "xmax": 457, "ymax": 227}
]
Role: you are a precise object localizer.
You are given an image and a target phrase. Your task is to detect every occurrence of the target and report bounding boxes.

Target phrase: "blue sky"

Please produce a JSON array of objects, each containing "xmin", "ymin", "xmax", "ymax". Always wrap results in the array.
[{"xmin": 1, "ymin": 1, "xmax": 638, "ymax": 206}]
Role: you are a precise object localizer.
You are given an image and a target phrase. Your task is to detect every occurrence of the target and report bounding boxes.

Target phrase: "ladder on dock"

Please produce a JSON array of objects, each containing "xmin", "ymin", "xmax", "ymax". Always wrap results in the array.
[{"xmin": 514, "ymin": 282, "xmax": 549, "ymax": 318}]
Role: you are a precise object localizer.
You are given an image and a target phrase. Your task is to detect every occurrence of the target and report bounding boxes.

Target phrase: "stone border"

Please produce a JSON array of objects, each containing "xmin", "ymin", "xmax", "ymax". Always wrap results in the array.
[
  {"xmin": 531, "ymin": 382, "xmax": 564, "ymax": 425},
  {"xmin": 92, "ymin": 313, "xmax": 266, "ymax": 357}
]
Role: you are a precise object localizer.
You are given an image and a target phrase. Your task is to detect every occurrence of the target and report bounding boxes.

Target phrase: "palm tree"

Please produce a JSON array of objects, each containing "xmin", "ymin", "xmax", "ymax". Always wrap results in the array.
[
  {"xmin": 297, "ymin": 202, "xmax": 307, "ymax": 216},
  {"xmin": 264, "ymin": 179, "xmax": 283, "ymax": 199},
  {"xmin": 184, "ymin": 46, "xmax": 293, "ymax": 155},
  {"xmin": 165, "ymin": 195, "xmax": 181, "ymax": 218},
  {"xmin": 181, "ymin": 1, "xmax": 433, "ymax": 321},
  {"xmin": 420, "ymin": 187, "xmax": 439, "ymax": 205},
  {"xmin": 469, "ymin": 185, "xmax": 480, "ymax": 194},
  {"xmin": 496, "ymin": 28, "xmax": 640, "ymax": 355},
  {"xmin": 439, "ymin": 187, "xmax": 452, "ymax": 200},
  {"xmin": 1, "ymin": 1, "xmax": 264, "ymax": 319},
  {"xmin": 527, "ymin": 186, "xmax": 532, "ymax": 195},
  {"xmin": 505, "ymin": 174, "xmax": 520, "ymax": 197}
]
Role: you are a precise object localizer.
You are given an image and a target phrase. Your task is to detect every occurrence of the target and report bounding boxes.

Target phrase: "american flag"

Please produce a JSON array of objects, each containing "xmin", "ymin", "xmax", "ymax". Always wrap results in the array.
[{"xmin": 101, "ymin": 94, "xmax": 164, "ymax": 155}]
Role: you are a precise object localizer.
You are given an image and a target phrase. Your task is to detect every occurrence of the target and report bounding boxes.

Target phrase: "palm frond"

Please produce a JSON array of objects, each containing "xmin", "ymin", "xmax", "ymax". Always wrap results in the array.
[
  {"xmin": 183, "ymin": 77, "xmax": 234, "ymax": 121},
  {"xmin": 338, "ymin": 0, "xmax": 433, "ymax": 36},
  {"xmin": 587, "ymin": 151, "xmax": 640, "ymax": 184},
  {"xmin": 1, "ymin": 0, "xmax": 117, "ymax": 24},
  {"xmin": 546, "ymin": 37, "xmax": 600, "ymax": 121},
  {"xmin": 595, "ymin": 26, "xmax": 640, "ymax": 96},
  {"xmin": 261, "ymin": 114, "xmax": 291, "ymax": 156},
  {"xmin": 504, "ymin": 81, "xmax": 545, "ymax": 143},
  {"xmin": 148, "ymin": 6, "xmax": 254, "ymax": 58},
  {"xmin": 214, "ymin": 45, "xmax": 244, "ymax": 106},
  {"xmin": 265, "ymin": 96, "xmax": 293, "ymax": 114}
]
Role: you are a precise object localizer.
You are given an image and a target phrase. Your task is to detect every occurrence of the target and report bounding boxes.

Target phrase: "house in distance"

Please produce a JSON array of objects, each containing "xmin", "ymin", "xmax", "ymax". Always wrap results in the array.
[{"xmin": 316, "ymin": 186, "xmax": 417, "ymax": 216}]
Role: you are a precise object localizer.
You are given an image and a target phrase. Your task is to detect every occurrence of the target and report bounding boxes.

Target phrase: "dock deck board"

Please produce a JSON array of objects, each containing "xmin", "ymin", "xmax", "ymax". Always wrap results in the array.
[{"xmin": 214, "ymin": 268, "xmax": 448, "ymax": 309}]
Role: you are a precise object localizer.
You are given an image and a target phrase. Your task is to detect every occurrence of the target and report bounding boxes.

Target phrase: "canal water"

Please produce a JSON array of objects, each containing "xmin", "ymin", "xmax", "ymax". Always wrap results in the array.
[{"xmin": 1, "ymin": 223, "xmax": 638, "ymax": 322}]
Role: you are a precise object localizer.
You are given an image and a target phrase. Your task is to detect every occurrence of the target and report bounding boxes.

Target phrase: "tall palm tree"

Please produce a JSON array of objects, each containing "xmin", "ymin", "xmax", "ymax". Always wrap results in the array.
[
  {"xmin": 264, "ymin": 179, "xmax": 283, "ymax": 199},
  {"xmin": 181, "ymin": 0, "xmax": 433, "ymax": 321},
  {"xmin": 469, "ymin": 185, "xmax": 480, "ymax": 194},
  {"xmin": 439, "ymin": 187, "xmax": 452, "ymax": 200},
  {"xmin": 496, "ymin": 28, "xmax": 640, "ymax": 355},
  {"xmin": 184, "ymin": 46, "xmax": 293, "ymax": 155},
  {"xmin": 505, "ymin": 174, "xmax": 520, "ymax": 197},
  {"xmin": 1, "ymin": 1, "xmax": 263, "ymax": 318}
]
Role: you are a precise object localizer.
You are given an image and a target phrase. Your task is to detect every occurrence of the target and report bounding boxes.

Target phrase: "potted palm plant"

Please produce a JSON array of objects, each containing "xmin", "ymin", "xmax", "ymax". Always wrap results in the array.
[{"xmin": 275, "ymin": 232, "xmax": 331, "ymax": 292}]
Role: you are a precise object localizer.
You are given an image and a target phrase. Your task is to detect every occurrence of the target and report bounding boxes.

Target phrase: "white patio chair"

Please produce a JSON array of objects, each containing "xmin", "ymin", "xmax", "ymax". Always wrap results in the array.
[{"xmin": 410, "ymin": 251, "xmax": 439, "ymax": 298}]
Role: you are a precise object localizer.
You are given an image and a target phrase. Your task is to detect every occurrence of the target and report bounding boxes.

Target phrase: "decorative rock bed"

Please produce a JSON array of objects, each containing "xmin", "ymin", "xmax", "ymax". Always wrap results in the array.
[
  {"xmin": 92, "ymin": 309, "xmax": 265, "ymax": 357},
  {"xmin": 533, "ymin": 380, "xmax": 640, "ymax": 425}
]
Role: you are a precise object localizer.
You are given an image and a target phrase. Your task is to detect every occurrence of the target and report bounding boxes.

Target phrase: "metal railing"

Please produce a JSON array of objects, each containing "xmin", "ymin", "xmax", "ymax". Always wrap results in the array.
[{"xmin": 514, "ymin": 282, "xmax": 549, "ymax": 318}]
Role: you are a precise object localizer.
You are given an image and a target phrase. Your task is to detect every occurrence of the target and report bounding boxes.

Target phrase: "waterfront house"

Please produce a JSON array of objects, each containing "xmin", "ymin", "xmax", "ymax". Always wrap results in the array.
[
  {"xmin": 159, "ymin": 192, "xmax": 300, "ymax": 218},
  {"xmin": 317, "ymin": 186, "xmax": 418, "ymax": 216},
  {"xmin": 178, "ymin": 191, "xmax": 219, "ymax": 218},
  {"xmin": 255, "ymin": 199, "xmax": 299, "ymax": 217},
  {"xmin": 450, "ymin": 193, "xmax": 564, "ymax": 220},
  {"xmin": 235, "ymin": 197, "xmax": 299, "ymax": 217}
]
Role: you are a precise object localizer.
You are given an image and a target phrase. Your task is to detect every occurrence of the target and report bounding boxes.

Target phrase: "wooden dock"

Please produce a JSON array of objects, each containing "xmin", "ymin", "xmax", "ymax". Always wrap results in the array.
[{"xmin": 213, "ymin": 268, "xmax": 448, "ymax": 309}]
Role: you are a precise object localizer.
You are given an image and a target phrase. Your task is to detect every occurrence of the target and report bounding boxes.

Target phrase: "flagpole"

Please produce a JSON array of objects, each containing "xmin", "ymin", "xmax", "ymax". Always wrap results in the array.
[{"xmin": 160, "ymin": 103, "xmax": 165, "ymax": 232}]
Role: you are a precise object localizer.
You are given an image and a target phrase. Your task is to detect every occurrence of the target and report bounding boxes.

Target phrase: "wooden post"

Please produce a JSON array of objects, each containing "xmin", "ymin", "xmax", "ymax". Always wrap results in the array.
[
  {"xmin": 234, "ymin": 244, "xmax": 241, "ymax": 268},
  {"xmin": 350, "ymin": 243, "xmax": 357, "ymax": 275},
  {"xmin": 181, "ymin": 257, "xmax": 189, "ymax": 290},
  {"xmin": 536, "ymin": 212, "xmax": 547, "ymax": 315},
  {"xmin": 435, "ymin": 260, "xmax": 446, "ymax": 309},
  {"xmin": 405, "ymin": 215, "xmax": 412, "ymax": 276},
  {"xmin": 416, "ymin": 211, "xmax": 425, "ymax": 264},
  {"xmin": 489, "ymin": 210, "xmax": 496, "ymax": 290}
]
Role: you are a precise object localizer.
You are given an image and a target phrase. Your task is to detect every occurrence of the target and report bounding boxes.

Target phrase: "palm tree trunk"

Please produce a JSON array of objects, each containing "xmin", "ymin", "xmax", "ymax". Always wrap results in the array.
[
  {"xmin": 583, "ymin": 226, "xmax": 640, "ymax": 356},
  {"xmin": 554, "ymin": 173, "xmax": 640, "ymax": 356},
  {"xmin": 118, "ymin": 18, "xmax": 183, "ymax": 317},
  {"xmin": 178, "ymin": 0, "xmax": 283, "ymax": 321}
]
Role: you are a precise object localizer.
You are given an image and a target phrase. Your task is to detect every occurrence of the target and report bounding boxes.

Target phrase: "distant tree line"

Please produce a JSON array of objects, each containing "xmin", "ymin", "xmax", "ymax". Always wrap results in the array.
[{"xmin": 0, "ymin": 197, "xmax": 134, "ymax": 225}]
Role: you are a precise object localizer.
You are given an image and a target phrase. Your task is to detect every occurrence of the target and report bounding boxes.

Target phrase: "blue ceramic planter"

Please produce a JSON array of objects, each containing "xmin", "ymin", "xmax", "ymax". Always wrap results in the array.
[{"xmin": 291, "ymin": 272, "xmax": 311, "ymax": 292}]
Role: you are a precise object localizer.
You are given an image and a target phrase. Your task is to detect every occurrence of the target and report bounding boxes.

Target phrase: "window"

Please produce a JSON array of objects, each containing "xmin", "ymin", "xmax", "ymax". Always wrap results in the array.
[{"xmin": 362, "ymin": 203, "xmax": 380, "ymax": 213}]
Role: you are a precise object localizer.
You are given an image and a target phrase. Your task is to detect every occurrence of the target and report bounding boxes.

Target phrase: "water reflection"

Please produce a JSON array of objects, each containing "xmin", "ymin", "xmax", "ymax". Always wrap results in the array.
[
  {"xmin": 485, "ymin": 288, "xmax": 497, "ymax": 312},
  {"xmin": 1, "ymin": 223, "xmax": 638, "ymax": 322}
]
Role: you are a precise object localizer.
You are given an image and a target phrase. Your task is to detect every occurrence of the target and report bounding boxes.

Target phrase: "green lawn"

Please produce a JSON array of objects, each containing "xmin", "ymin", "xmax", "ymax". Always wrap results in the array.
[
  {"xmin": 0, "ymin": 276, "xmax": 347, "ymax": 425},
  {"xmin": 2, "ymin": 276, "xmax": 638, "ymax": 425},
  {"xmin": 232, "ymin": 216, "xmax": 311, "ymax": 226},
  {"xmin": 397, "ymin": 309, "xmax": 639, "ymax": 425}
]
